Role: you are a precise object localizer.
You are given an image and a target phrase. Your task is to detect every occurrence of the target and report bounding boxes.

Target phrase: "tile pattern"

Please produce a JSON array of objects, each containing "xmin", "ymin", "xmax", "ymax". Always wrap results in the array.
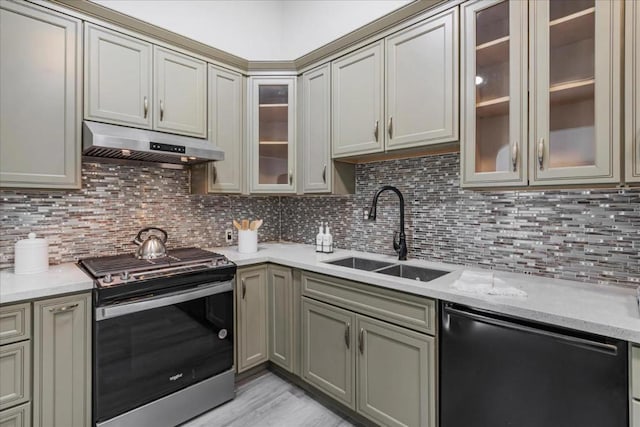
[
  {"xmin": 280, "ymin": 153, "xmax": 640, "ymax": 288},
  {"xmin": 183, "ymin": 371, "xmax": 355, "ymax": 427},
  {"xmin": 0, "ymin": 161, "xmax": 280, "ymax": 269}
]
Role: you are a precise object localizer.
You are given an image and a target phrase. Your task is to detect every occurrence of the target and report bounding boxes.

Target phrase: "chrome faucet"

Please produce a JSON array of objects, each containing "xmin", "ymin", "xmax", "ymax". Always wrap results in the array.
[{"xmin": 367, "ymin": 185, "xmax": 407, "ymax": 261}]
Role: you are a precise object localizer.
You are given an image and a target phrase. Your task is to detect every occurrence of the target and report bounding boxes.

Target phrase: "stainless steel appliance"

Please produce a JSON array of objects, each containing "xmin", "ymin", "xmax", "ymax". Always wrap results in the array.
[
  {"xmin": 79, "ymin": 248, "xmax": 236, "ymax": 427},
  {"xmin": 440, "ymin": 302, "xmax": 628, "ymax": 427}
]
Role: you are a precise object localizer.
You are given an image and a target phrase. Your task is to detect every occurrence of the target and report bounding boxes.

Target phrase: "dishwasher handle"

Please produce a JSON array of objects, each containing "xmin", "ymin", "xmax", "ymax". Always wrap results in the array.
[{"xmin": 444, "ymin": 305, "xmax": 619, "ymax": 356}]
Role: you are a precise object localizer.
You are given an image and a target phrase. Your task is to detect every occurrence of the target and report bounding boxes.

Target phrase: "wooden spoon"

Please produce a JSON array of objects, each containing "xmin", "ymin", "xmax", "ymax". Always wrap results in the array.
[
  {"xmin": 241, "ymin": 219, "xmax": 249, "ymax": 230},
  {"xmin": 253, "ymin": 219, "xmax": 263, "ymax": 230},
  {"xmin": 233, "ymin": 220, "xmax": 242, "ymax": 230}
]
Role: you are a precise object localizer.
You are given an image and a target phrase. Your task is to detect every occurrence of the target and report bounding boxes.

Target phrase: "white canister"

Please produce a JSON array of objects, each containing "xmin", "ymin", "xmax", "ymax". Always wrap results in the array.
[
  {"xmin": 14, "ymin": 233, "xmax": 49, "ymax": 274},
  {"xmin": 238, "ymin": 230, "xmax": 258, "ymax": 254}
]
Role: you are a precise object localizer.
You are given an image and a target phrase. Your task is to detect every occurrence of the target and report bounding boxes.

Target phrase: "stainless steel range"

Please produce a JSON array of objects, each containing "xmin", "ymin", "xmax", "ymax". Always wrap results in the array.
[{"xmin": 79, "ymin": 247, "xmax": 236, "ymax": 427}]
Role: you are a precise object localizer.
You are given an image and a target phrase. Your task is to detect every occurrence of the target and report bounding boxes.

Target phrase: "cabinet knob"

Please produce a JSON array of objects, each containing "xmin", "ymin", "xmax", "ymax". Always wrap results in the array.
[
  {"xmin": 388, "ymin": 116, "xmax": 393, "ymax": 139},
  {"xmin": 512, "ymin": 142, "xmax": 518, "ymax": 172},
  {"xmin": 143, "ymin": 96, "xmax": 148, "ymax": 119},
  {"xmin": 358, "ymin": 327, "xmax": 365, "ymax": 354},
  {"xmin": 537, "ymin": 138, "xmax": 545, "ymax": 170},
  {"xmin": 289, "ymin": 171, "xmax": 293, "ymax": 185},
  {"xmin": 322, "ymin": 164, "xmax": 327, "ymax": 184},
  {"xmin": 344, "ymin": 322, "xmax": 350, "ymax": 349},
  {"xmin": 373, "ymin": 120, "xmax": 379, "ymax": 142},
  {"xmin": 160, "ymin": 100, "xmax": 164, "ymax": 121},
  {"xmin": 241, "ymin": 278, "xmax": 246, "ymax": 299}
]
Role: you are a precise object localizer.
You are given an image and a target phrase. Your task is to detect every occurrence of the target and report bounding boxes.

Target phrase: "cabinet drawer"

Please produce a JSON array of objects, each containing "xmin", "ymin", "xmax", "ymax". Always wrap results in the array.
[
  {"xmin": 0, "ymin": 304, "xmax": 30, "ymax": 345},
  {"xmin": 0, "ymin": 402, "xmax": 31, "ymax": 427},
  {"xmin": 0, "ymin": 341, "xmax": 30, "ymax": 411},
  {"xmin": 633, "ymin": 346, "xmax": 640, "ymax": 400},
  {"xmin": 301, "ymin": 272, "xmax": 435, "ymax": 335},
  {"xmin": 633, "ymin": 399, "xmax": 640, "ymax": 427}
]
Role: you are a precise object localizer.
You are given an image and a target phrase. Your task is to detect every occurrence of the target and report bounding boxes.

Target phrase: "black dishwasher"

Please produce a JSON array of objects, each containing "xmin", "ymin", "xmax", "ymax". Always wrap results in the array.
[{"xmin": 440, "ymin": 302, "xmax": 628, "ymax": 427}]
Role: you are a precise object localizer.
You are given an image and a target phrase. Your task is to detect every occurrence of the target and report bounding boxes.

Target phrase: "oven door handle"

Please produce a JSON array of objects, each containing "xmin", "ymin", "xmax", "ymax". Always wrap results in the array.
[{"xmin": 96, "ymin": 280, "xmax": 233, "ymax": 321}]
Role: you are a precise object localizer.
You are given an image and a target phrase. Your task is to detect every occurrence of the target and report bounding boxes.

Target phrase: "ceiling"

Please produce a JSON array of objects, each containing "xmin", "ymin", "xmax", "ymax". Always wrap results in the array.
[{"xmin": 91, "ymin": 0, "xmax": 412, "ymax": 61}]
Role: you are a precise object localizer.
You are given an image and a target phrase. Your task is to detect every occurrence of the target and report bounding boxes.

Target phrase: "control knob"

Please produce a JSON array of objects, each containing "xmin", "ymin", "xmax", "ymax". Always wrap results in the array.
[
  {"xmin": 121, "ymin": 271, "xmax": 130, "ymax": 281},
  {"xmin": 103, "ymin": 273, "xmax": 113, "ymax": 284}
]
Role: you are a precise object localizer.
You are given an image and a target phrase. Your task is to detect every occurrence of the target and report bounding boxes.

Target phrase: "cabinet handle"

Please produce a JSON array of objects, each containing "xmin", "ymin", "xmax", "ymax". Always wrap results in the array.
[
  {"xmin": 289, "ymin": 171, "xmax": 293, "ymax": 185},
  {"xmin": 241, "ymin": 279, "xmax": 246, "ymax": 299},
  {"xmin": 344, "ymin": 323, "xmax": 350, "ymax": 349},
  {"xmin": 322, "ymin": 164, "xmax": 327, "ymax": 184},
  {"xmin": 143, "ymin": 96, "xmax": 148, "ymax": 119},
  {"xmin": 358, "ymin": 328, "xmax": 365, "ymax": 354},
  {"xmin": 537, "ymin": 138, "xmax": 545, "ymax": 170},
  {"xmin": 49, "ymin": 303, "xmax": 78, "ymax": 314},
  {"xmin": 388, "ymin": 116, "xmax": 393, "ymax": 139},
  {"xmin": 511, "ymin": 142, "xmax": 518, "ymax": 172},
  {"xmin": 373, "ymin": 120, "xmax": 379, "ymax": 142},
  {"xmin": 160, "ymin": 100, "xmax": 164, "ymax": 121},
  {"xmin": 212, "ymin": 167, "xmax": 217, "ymax": 184}
]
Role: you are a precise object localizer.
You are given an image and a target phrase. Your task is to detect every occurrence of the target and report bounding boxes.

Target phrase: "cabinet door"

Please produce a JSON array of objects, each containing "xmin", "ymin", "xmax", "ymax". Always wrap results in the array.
[
  {"xmin": 301, "ymin": 64, "xmax": 332, "ymax": 193},
  {"xmin": 154, "ymin": 46, "xmax": 206, "ymax": 137},
  {"xmin": 207, "ymin": 65, "xmax": 244, "ymax": 193},
  {"xmin": 0, "ymin": 403, "xmax": 31, "ymax": 427},
  {"xmin": 267, "ymin": 265, "xmax": 295, "ymax": 372},
  {"xmin": 33, "ymin": 293, "xmax": 91, "ymax": 427},
  {"xmin": 461, "ymin": 0, "xmax": 528, "ymax": 187},
  {"xmin": 627, "ymin": 0, "xmax": 640, "ymax": 184},
  {"xmin": 332, "ymin": 41, "xmax": 385, "ymax": 158},
  {"xmin": 237, "ymin": 267, "xmax": 268, "ymax": 372},
  {"xmin": 301, "ymin": 298, "xmax": 356, "ymax": 409},
  {"xmin": 386, "ymin": 8, "xmax": 459, "ymax": 151},
  {"xmin": 356, "ymin": 316, "xmax": 435, "ymax": 427},
  {"xmin": 85, "ymin": 23, "xmax": 152, "ymax": 128},
  {"xmin": 249, "ymin": 77, "xmax": 297, "ymax": 193},
  {"xmin": 530, "ymin": 0, "xmax": 621, "ymax": 185},
  {"xmin": 0, "ymin": 1, "xmax": 81, "ymax": 189},
  {"xmin": 0, "ymin": 341, "xmax": 30, "ymax": 411}
]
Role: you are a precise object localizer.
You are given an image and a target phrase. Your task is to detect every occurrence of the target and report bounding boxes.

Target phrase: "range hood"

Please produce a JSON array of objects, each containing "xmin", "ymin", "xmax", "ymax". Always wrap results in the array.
[{"xmin": 82, "ymin": 121, "xmax": 224, "ymax": 165}]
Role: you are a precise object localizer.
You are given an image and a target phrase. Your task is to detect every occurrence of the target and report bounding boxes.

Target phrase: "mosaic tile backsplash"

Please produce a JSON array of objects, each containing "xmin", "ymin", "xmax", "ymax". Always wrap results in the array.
[
  {"xmin": 0, "ymin": 161, "xmax": 280, "ymax": 269},
  {"xmin": 1, "ymin": 153, "xmax": 638, "ymax": 288},
  {"xmin": 280, "ymin": 153, "xmax": 640, "ymax": 288}
]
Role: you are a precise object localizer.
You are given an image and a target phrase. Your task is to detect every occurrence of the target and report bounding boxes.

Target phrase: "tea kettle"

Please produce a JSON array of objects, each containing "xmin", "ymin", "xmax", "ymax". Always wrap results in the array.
[{"xmin": 133, "ymin": 227, "xmax": 168, "ymax": 259}]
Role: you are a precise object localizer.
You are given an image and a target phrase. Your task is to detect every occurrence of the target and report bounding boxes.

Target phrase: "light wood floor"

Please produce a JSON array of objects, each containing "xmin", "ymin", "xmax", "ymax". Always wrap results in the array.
[{"xmin": 182, "ymin": 371, "xmax": 355, "ymax": 427}]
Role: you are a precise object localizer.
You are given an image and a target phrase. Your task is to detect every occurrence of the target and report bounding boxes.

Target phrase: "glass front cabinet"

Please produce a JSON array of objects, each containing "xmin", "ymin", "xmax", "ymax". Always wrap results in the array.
[
  {"xmin": 461, "ymin": 0, "xmax": 622, "ymax": 187},
  {"xmin": 248, "ymin": 77, "xmax": 297, "ymax": 193}
]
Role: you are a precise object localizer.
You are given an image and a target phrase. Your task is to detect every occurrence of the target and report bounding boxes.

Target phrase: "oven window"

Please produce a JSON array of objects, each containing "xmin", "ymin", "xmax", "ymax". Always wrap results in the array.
[{"xmin": 95, "ymin": 291, "xmax": 233, "ymax": 422}]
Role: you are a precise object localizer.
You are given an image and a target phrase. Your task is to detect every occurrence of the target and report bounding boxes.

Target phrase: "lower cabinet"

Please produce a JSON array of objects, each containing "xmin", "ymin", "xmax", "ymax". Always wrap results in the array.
[
  {"xmin": 33, "ymin": 293, "xmax": 91, "ymax": 427},
  {"xmin": 302, "ymin": 297, "xmax": 435, "ymax": 427},
  {"xmin": 267, "ymin": 265, "xmax": 297, "ymax": 373},
  {"xmin": 0, "ymin": 341, "xmax": 30, "ymax": 411},
  {"xmin": 0, "ymin": 403, "xmax": 30, "ymax": 427},
  {"xmin": 236, "ymin": 266, "xmax": 269, "ymax": 372}
]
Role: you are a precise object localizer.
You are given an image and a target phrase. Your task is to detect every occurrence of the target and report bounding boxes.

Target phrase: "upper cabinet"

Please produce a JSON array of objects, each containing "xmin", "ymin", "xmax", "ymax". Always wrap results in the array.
[
  {"xmin": 627, "ymin": 0, "xmax": 640, "ymax": 184},
  {"xmin": 0, "ymin": 1, "xmax": 81, "ymax": 189},
  {"xmin": 461, "ymin": 0, "xmax": 528, "ymax": 187},
  {"xmin": 85, "ymin": 25, "xmax": 206, "ymax": 138},
  {"xmin": 385, "ymin": 7, "xmax": 459, "ymax": 151},
  {"xmin": 462, "ymin": 0, "xmax": 622, "ymax": 188},
  {"xmin": 332, "ymin": 8, "xmax": 459, "ymax": 159},
  {"xmin": 153, "ymin": 47, "xmax": 206, "ymax": 137},
  {"xmin": 332, "ymin": 41, "xmax": 385, "ymax": 157},
  {"xmin": 85, "ymin": 23, "xmax": 152, "ymax": 128},
  {"xmin": 248, "ymin": 76, "xmax": 296, "ymax": 193},
  {"xmin": 529, "ymin": 0, "xmax": 621, "ymax": 185}
]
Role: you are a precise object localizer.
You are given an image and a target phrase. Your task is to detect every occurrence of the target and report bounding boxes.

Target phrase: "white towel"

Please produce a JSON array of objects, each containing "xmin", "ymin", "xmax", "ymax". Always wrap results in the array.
[{"xmin": 452, "ymin": 271, "xmax": 527, "ymax": 298}]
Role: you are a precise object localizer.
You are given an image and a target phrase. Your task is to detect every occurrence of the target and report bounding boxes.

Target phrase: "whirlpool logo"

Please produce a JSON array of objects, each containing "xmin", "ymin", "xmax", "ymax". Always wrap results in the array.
[{"xmin": 169, "ymin": 373, "xmax": 183, "ymax": 382}]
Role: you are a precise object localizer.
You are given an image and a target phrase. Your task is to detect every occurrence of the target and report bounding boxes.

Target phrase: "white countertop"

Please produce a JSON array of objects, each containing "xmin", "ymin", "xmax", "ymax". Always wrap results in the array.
[
  {"xmin": 0, "ymin": 263, "xmax": 94, "ymax": 304},
  {"xmin": 212, "ymin": 242, "xmax": 640, "ymax": 343}
]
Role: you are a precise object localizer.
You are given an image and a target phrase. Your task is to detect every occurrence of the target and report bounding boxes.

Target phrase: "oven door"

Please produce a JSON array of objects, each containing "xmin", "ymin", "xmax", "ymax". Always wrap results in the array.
[{"xmin": 94, "ymin": 281, "xmax": 234, "ymax": 424}]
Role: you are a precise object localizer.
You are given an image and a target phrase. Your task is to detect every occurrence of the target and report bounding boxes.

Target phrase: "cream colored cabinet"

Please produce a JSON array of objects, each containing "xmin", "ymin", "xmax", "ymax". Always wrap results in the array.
[
  {"xmin": 192, "ymin": 65, "xmax": 244, "ymax": 194},
  {"xmin": 356, "ymin": 316, "xmax": 435, "ymax": 427},
  {"xmin": 248, "ymin": 77, "xmax": 297, "ymax": 193},
  {"xmin": 267, "ymin": 265, "xmax": 295, "ymax": 372},
  {"xmin": 632, "ymin": 345, "xmax": 640, "ymax": 427},
  {"xmin": 154, "ymin": 46, "xmax": 207, "ymax": 137},
  {"xmin": 461, "ymin": 0, "xmax": 528, "ymax": 187},
  {"xmin": 529, "ymin": 0, "xmax": 621, "ymax": 185},
  {"xmin": 627, "ymin": 0, "xmax": 640, "ymax": 184},
  {"xmin": 302, "ymin": 298, "xmax": 356, "ymax": 409},
  {"xmin": 33, "ymin": 293, "xmax": 91, "ymax": 427},
  {"xmin": 236, "ymin": 266, "xmax": 268, "ymax": 372},
  {"xmin": 299, "ymin": 64, "xmax": 355, "ymax": 194},
  {"xmin": 385, "ymin": 7, "xmax": 459, "ymax": 151},
  {"xmin": 0, "ymin": 341, "xmax": 30, "ymax": 412},
  {"xmin": 462, "ymin": 0, "xmax": 622, "ymax": 188},
  {"xmin": 0, "ymin": 0, "xmax": 81, "ymax": 189},
  {"xmin": 0, "ymin": 403, "xmax": 30, "ymax": 427},
  {"xmin": 85, "ymin": 23, "xmax": 152, "ymax": 128},
  {"xmin": 0, "ymin": 304, "xmax": 30, "ymax": 346},
  {"xmin": 332, "ymin": 41, "xmax": 385, "ymax": 157}
]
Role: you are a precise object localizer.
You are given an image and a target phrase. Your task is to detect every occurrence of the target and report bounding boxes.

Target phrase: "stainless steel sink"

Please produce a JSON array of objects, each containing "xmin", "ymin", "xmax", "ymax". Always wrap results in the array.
[
  {"xmin": 376, "ymin": 264, "xmax": 449, "ymax": 282},
  {"xmin": 326, "ymin": 257, "xmax": 395, "ymax": 271}
]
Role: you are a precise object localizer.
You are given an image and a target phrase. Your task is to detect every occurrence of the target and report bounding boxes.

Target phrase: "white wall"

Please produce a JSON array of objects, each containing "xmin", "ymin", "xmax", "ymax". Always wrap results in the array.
[{"xmin": 91, "ymin": 0, "xmax": 411, "ymax": 60}]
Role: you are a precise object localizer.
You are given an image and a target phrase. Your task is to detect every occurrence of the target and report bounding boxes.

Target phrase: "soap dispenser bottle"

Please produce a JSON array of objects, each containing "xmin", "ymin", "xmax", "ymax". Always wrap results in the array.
[
  {"xmin": 322, "ymin": 222, "xmax": 333, "ymax": 253},
  {"xmin": 316, "ymin": 223, "xmax": 325, "ymax": 252}
]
